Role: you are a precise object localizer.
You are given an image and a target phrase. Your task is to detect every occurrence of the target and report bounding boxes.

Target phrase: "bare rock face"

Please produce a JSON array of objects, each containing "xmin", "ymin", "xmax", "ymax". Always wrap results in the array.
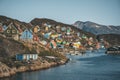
[{"xmin": 0, "ymin": 62, "xmax": 16, "ymax": 78}]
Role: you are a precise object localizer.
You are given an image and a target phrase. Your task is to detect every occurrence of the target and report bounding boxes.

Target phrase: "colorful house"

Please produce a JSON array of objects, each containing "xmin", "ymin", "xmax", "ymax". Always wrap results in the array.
[
  {"xmin": 44, "ymin": 32, "xmax": 51, "ymax": 39},
  {"xmin": 77, "ymin": 32, "xmax": 80, "ymax": 37},
  {"xmin": 20, "ymin": 29, "xmax": 33, "ymax": 42},
  {"xmin": 46, "ymin": 40, "xmax": 57, "ymax": 49},
  {"xmin": 45, "ymin": 26, "xmax": 49, "ymax": 31},
  {"xmin": 73, "ymin": 42, "xmax": 81, "ymax": 49},
  {"xmin": 66, "ymin": 27, "xmax": 71, "ymax": 35},
  {"xmin": 82, "ymin": 34, "xmax": 87, "ymax": 39},
  {"xmin": 4, "ymin": 23, "xmax": 19, "ymax": 40},
  {"xmin": 33, "ymin": 25, "xmax": 40, "ymax": 33},
  {"xmin": 16, "ymin": 53, "xmax": 38, "ymax": 61},
  {"xmin": 33, "ymin": 34, "xmax": 39, "ymax": 42},
  {"xmin": 61, "ymin": 27, "xmax": 66, "ymax": 31},
  {"xmin": 50, "ymin": 33, "xmax": 58, "ymax": 39},
  {"xmin": 2, "ymin": 25, "xmax": 8, "ymax": 31}
]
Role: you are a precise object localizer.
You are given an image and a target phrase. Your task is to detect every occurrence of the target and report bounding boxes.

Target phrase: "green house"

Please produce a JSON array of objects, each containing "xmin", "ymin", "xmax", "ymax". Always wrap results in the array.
[{"xmin": 4, "ymin": 23, "xmax": 19, "ymax": 40}]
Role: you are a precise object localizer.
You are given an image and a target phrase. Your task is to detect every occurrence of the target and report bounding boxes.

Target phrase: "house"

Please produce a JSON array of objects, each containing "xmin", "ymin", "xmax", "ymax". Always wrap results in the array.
[
  {"xmin": 4, "ymin": 23, "xmax": 19, "ymax": 40},
  {"xmin": 50, "ymin": 33, "xmax": 58, "ymax": 39},
  {"xmin": 2, "ymin": 25, "xmax": 8, "ymax": 31},
  {"xmin": 77, "ymin": 32, "xmax": 80, "ymax": 37},
  {"xmin": 44, "ymin": 32, "xmax": 51, "ymax": 39},
  {"xmin": 45, "ymin": 26, "xmax": 49, "ymax": 31},
  {"xmin": 33, "ymin": 25, "xmax": 40, "ymax": 33},
  {"xmin": 40, "ymin": 40, "xmax": 47, "ymax": 45},
  {"xmin": 66, "ymin": 27, "xmax": 71, "ymax": 35},
  {"xmin": 82, "ymin": 34, "xmax": 87, "ymax": 39},
  {"xmin": 47, "ymin": 40, "xmax": 57, "ymax": 49},
  {"xmin": 61, "ymin": 27, "xmax": 66, "ymax": 31},
  {"xmin": 73, "ymin": 42, "xmax": 81, "ymax": 49},
  {"xmin": 33, "ymin": 34, "xmax": 39, "ymax": 42},
  {"xmin": 20, "ymin": 28, "xmax": 33, "ymax": 42},
  {"xmin": 16, "ymin": 53, "xmax": 38, "ymax": 61}
]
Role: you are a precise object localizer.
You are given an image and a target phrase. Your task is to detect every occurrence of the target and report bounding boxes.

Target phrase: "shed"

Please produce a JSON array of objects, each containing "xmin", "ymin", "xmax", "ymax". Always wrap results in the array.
[{"xmin": 16, "ymin": 53, "xmax": 38, "ymax": 61}]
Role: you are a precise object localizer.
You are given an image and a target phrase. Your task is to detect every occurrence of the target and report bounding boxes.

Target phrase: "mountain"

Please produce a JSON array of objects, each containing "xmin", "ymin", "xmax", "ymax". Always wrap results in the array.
[{"xmin": 73, "ymin": 21, "xmax": 120, "ymax": 35}]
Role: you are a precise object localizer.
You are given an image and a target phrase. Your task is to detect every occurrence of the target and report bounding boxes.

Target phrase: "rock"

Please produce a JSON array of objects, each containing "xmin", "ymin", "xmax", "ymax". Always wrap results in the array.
[{"xmin": 0, "ymin": 62, "xmax": 16, "ymax": 78}]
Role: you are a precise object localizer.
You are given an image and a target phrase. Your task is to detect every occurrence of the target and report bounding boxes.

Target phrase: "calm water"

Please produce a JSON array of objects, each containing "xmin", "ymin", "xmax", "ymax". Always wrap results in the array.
[{"xmin": 1, "ymin": 50, "xmax": 120, "ymax": 80}]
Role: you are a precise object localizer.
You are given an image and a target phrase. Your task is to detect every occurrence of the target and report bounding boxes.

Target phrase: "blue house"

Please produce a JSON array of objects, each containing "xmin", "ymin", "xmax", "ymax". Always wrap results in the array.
[
  {"xmin": 20, "ymin": 29, "xmax": 33, "ymax": 42},
  {"xmin": 16, "ymin": 54, "xmax": 38, "ymax": 61}
]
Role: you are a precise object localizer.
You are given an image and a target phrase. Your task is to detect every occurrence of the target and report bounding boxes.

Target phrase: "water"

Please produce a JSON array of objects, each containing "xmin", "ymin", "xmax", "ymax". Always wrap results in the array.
[{"xmin": 1, "ymin": 50, "xmax": 120, "ymax": 80}]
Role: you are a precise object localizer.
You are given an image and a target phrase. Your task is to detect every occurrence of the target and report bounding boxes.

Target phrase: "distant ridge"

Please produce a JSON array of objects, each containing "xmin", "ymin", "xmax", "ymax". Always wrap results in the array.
[{"xmin": 73, "ymin": 21, "xmax": 120, "ymax": 35}]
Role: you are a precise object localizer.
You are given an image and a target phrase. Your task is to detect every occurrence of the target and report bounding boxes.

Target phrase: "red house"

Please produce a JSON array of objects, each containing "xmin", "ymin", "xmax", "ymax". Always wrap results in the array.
[{"xmin": 33, "ymin": 34, "xmax": 39, "ymax": 42}]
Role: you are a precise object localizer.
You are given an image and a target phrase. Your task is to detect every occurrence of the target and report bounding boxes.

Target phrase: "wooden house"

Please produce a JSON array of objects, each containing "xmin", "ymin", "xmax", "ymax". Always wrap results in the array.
[
  {"xmin": 66, "ymin": 27, "xmax": 71, "ymax": 35},
  {"xmin": 16, "ymin": 53, "xmax": 38, "ymax": 61},
  {"xmin": 44, "ymin": 32, "xmax": 51, "ymax": 39},
  {"xmin": 2, "ymin": 25, "xmax": 8, "ymax": 31},
  {"xmin": 49, "ymin": 40, "xmax": 57, "ymax": 49},
  {"xmin": 45, "ymin": 26, "xmax": 49, "ymax": 31},
  {"xmin": 77, "ymin": 32, "xmax": 80, "ymax": 37},
  {"xmin": 4, "ymin": 23, "xmax": 19, "ymax": 40},
  {"xmin": 33, "ymin": 25, "xmax": 40, "ymax": 33},
  {"xmin": 61, "ymin": 27, "xmax": 66, "ymax": 32},
  {"xmin": 33, "ymin": 34, "xmax": 39, "ymax": 42},
  {"xmin": 50, "ymin": 33, "xmax": 58, "ymax": 39},
  {"xmin": 20, "ymin": 28, "xmax": 33, "ymax": 42}
]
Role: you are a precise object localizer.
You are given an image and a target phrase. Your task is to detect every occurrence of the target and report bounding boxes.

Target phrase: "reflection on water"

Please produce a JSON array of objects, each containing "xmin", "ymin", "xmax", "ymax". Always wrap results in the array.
[{"xmin": 1, "ymin": 50, "xmax": 120, "ymax": 80}]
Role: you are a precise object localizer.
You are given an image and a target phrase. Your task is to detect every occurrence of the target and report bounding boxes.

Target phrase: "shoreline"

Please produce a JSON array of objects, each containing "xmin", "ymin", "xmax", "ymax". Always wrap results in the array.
[{"xmin": 0, "ymin": 58, "xmax": 69, "ymax": 78}]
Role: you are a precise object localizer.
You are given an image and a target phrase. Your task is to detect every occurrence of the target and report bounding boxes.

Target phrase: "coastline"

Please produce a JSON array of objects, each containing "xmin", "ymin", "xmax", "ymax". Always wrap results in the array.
[{"xmin": 0, "ymin": 58, "xmax": 68, "ymax": 78}]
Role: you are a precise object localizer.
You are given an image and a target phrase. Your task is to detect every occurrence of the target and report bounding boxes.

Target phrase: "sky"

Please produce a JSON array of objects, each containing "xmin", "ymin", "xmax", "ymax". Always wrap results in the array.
[{"xmin": 0, "ymin": 0, "xmax": 120, "ymax": 25}]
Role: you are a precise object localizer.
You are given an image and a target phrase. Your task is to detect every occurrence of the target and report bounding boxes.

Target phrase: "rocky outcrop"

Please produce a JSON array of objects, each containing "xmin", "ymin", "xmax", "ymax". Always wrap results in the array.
[
  {"xmin": 0, "ymin": 62, "xmax": 16, "ymax": 78},
  {"xmin": 0, "ymin": 58, "xmax": 67, "ymax": 78}
]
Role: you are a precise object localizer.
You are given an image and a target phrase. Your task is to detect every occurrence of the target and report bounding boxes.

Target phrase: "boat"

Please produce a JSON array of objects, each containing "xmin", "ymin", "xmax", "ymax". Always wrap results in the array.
[{"xmin": 106, "ymin": 46, "xmax": 120, "ymax": 54}]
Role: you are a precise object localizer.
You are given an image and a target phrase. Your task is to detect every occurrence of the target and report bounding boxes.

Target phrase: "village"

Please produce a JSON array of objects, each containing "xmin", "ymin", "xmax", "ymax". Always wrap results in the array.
[{"xmin": 0, "ymin": 19, "xmax": 104, "ymax": 61}]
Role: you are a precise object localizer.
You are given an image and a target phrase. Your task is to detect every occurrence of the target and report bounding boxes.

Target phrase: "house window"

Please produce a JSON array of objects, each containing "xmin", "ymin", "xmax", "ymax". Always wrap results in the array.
[
  {"xmin": 12, "ymin": 30, "xmax": 15, "ymax": 33},
  {"xmin": 7, "ymin": 30, "xmax": 10, "ymax": 33}
]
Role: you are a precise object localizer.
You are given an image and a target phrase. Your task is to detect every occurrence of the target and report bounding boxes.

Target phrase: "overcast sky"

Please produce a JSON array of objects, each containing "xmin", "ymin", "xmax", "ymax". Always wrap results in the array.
[{"xmin": 0, "ymin": 0, "xmax": 120, "ymax": 25}]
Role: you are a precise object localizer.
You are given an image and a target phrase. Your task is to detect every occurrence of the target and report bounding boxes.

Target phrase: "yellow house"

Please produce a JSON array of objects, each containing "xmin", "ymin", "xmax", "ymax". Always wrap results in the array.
[
  {"xmin": 45, "ymin": 26, "xmax": 48, "ymax": 31},
  {"xmin": 33, "ymin": 25, "xmax": 40, "ymax": 33},
  {"xmin": 50, "ymin": 33, "xmax": 58, "ymax": 39}
]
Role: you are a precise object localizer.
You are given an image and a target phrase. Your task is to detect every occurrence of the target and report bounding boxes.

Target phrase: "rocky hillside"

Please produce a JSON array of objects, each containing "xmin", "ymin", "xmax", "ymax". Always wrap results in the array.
[
  {"xmin": 30, "ymin": 18, "xmax": 97, "ymax": 44},
  {"xmin": 73, "ymin": 21, "xmax": 120, "ymax": 35},
  {"xmin": 0, "ymin": 16, "xmax": 68, "ymax": 75},
  {"xmin": 30, "ymin": 18, "xmax": 95, "ymax": 37},
  {"xmin": 97, "ymin": 34, "xmax": 120, "ymax": 47}
]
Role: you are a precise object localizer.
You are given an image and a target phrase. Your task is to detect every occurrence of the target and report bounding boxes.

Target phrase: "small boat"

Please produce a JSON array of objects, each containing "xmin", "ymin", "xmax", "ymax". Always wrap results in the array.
[{"xmin": 106, "ymin": 46, "xmax": 120, "ymax": 54}]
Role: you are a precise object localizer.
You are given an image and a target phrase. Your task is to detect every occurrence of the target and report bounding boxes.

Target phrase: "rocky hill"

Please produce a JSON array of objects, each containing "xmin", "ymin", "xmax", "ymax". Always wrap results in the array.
[
  {"xmin": 97, "ymin": 34, "xmax": 120, "ymax": 47},
  {"xmin": 0, "ymin": 15, "xmax": 69, "ymax": 77},
  {"xmin": 31, "ymin": 18, "xmax": 95, "ymax": 37},
  {"xmin": 73, "ymin": 21, "xmax": 120, "ymax": 35},
  {"xmin": 31, "ymin": 18, "xmax": 96, "ymax": 43}
]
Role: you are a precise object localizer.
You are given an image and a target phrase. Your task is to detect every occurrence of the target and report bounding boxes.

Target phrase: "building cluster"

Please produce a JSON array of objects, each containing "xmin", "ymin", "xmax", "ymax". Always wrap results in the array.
[
  {"xmin": 0, "ymin": 22, "xmax": 99, "ymax": 61},
  {"xmin": 0, "ymin": 22, "xmax": 98, "ymax": 50}
]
